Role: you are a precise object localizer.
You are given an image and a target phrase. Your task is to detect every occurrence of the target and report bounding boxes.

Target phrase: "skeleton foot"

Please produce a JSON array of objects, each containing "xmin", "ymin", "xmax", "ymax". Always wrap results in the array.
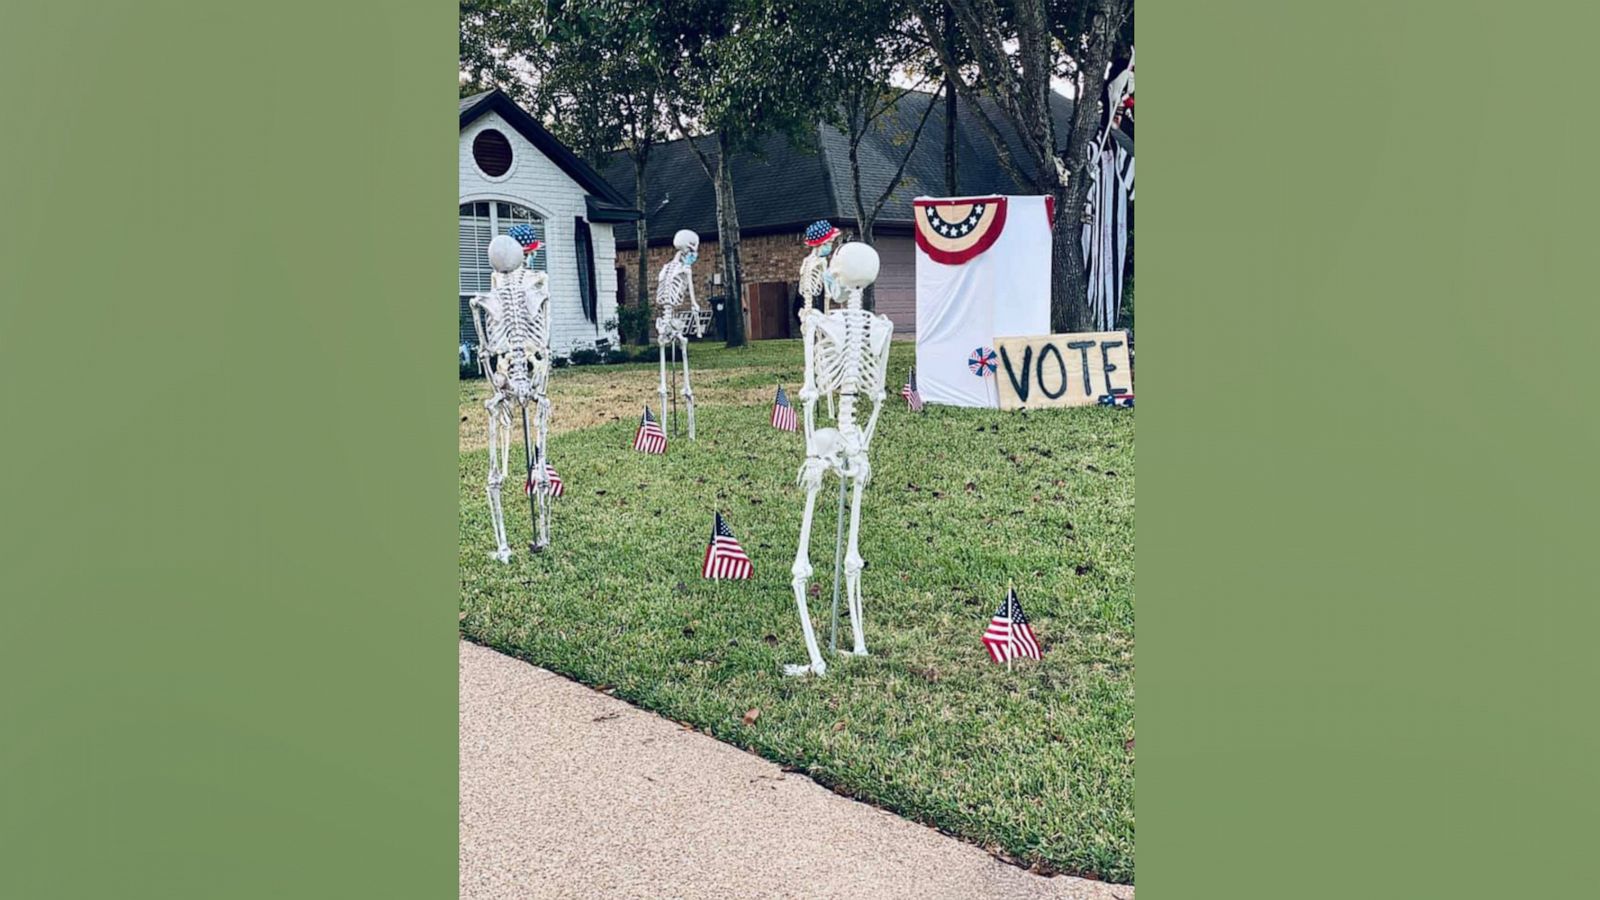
[
  {"xmin": 490, "ymin": 547, "xmax": 512, "ymax": 564},
  {"xmin": 783, "ymin": 662, "xmax": 826, "ymax": 677}
]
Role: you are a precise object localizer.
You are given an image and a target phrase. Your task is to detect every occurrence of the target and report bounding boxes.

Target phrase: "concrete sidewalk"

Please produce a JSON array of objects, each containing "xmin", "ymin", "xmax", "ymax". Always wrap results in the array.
[{"xmin": 460, "ymin": 640, "xmax": 1132, "ymax": 900}]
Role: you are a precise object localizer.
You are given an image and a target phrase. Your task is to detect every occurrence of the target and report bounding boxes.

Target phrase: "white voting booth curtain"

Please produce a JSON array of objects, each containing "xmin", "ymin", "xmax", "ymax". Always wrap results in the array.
[{"xmin": 914, "ymin": 195, "xmax": 1051, "ymax": 408}]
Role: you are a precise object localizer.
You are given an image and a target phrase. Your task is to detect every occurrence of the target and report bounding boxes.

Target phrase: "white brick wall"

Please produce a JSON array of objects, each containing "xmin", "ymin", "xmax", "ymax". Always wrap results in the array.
[{"xmin": 460, "ymin": 110, "xmax": 619, "ymax": 355}]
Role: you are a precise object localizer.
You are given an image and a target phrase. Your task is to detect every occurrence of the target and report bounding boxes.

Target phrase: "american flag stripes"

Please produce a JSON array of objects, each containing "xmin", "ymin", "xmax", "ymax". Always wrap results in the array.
[
  {"xmin": 900, "ymin": 367, "xmax": 924, "ymax": 411},
  {"xmin": 523, "ymin": 462, "xmax": 563, "ymax": 497},
  {"xmin": 981, "ymin": 588, "xmax": 1043, "ymax": 663},
  {"xmin": 633, "ymin": 405, "xmax": 667, "ymax": 454},
  {"xmin": 771, "ymin": 385, "xmax": 797, "ymax": 431},
  {"xmin": 701, "ymin": 512, "xmax": 753, "ymax": 580}
]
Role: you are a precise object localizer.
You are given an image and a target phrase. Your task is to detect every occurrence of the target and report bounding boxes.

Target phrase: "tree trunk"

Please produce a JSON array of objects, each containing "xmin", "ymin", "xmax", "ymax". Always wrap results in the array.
[
  {"xmin": 1048, "ymin": 0, "xmax": 1123, "ymax": 333},
  {"xmin": 1051, "ymin": 184, "xmax": 1090, "ymax": 332},
  {"xmin": 632, "ymin": 152, "xmax": 651, "ymax": 344},
  {"xmin": 714, "ymin": 134, "xmax": 747, "ymax": 347},
  {"xmin": 942, "ymin": 5, "xmax": 958, "ymax": 195},
  {"xmin": 848, "ymin": 137, "xmax": 876, "ymax": 311},
  {"xmin": 944, "ymin": 77, "xmax": 958, "ymax": 194}
]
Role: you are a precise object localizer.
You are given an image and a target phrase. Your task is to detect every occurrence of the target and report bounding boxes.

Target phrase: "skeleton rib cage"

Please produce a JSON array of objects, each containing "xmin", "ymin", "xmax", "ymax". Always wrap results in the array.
[
  {"xmin": 786, "ymin": 271, "xmax": 894, "ymax": 678},
  {"xmin": 654, "ymin": 249, "xmax": 705, "ymax": 439},
  {"xmin": 471, "ymin": 265, "xmax": 554, "ymax": 560}
]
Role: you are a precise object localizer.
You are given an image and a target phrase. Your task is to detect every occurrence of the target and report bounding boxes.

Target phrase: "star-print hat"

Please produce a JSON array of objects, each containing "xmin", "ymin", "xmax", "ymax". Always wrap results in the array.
[
  {"xmin": 803, "ymin": 219, "xmax": 840, "ymax": 247},
  {"xmin": 507, "ymin": 223, "xmax": 542, "ymax": 253}
]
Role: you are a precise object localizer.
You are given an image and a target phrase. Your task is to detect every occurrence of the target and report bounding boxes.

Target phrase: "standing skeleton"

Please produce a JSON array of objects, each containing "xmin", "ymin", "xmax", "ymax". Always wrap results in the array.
[
  {"xmin": 470, "ymin": 233, "xmax": 554, "ymax": 561},
  {"xmin": 786, "ymin": 242, "xmax": 894, "ymax": 676},
  {"xmin": 798, "ymin": 219, "xmax": 842, "ymax": 314},
  {"xmin": 655, "ymin": 229, "xmax": 707, "ymax": 439},
  {"xmin": 798, "ymin": 219, "xmax": 842, "ymax": 418}
]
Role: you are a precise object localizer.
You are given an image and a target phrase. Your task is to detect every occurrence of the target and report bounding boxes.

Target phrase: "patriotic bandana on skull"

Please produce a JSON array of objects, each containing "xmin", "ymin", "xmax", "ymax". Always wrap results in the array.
[
  {"xmin": 803, "ymin": 219, "xmax": 840, "ymax": 247},
  {"xmin": 508, "ymin": 224, "xmax": 542, "ymax": 253}
]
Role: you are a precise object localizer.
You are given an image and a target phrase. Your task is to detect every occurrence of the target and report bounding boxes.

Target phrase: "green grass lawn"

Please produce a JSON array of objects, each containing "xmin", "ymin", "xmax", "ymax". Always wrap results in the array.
[{"xmin": 459, "ymin": 339, "xmax": 1135, "ymax": 883}]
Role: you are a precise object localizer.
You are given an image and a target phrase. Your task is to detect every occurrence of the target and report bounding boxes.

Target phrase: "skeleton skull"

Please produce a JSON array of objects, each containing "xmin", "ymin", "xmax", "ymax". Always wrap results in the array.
[
  {"xmin": 488, "ymin": 234, "xmax": 525, "ymax": 273},
  {"xmin": 673, "ymin": 229, "xmax": 699, "ymax": 254},
  {"xmin": 830, "ymin": 242, "xmax": 880, "ymax": 290}
]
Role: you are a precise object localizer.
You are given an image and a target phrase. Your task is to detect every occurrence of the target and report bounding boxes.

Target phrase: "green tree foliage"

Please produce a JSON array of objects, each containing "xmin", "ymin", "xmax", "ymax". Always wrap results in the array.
[
  {"xmin": 661, "ymin": 0, "xmax": 837, "ymax": 347},
  {"xmin": 460, "ymin": 1, "xmax": 672, "ymax": 338},
  {"xmin": 915, "ymin": 0, "xmax": 1133, "ymax": 333}
]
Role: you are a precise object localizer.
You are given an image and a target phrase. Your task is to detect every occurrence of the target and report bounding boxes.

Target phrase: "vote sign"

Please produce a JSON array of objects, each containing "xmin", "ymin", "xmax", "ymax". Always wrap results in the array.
[{"xmin": 993, "ymin": 331, "xmax": 1133, "ymax": 410}]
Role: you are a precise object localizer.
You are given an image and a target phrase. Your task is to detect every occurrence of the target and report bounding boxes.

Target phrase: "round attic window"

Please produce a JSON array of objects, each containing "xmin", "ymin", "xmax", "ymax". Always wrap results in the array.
[{"xmin": 472, "ymin": 129, "xmax": 514, "ymax": 177}]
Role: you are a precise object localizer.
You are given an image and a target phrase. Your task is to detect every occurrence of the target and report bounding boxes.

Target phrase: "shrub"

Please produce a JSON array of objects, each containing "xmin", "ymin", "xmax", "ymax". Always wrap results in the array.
[{"xmin": 616, "ymin": 302, "xmax": 653, "ymax": 345}]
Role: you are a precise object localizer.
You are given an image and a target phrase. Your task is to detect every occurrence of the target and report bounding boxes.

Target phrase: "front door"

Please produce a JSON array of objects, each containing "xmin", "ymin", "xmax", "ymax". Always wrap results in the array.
[{"xmin": 745, "ymin": 281, "xmax": 794, "ymax": 340}]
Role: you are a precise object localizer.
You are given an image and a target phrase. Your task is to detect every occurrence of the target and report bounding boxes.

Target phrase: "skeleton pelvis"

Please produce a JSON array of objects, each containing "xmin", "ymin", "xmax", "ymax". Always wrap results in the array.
[{"xmin": 808, "ymin": 427, "xmax": 859, "ymax": 464}]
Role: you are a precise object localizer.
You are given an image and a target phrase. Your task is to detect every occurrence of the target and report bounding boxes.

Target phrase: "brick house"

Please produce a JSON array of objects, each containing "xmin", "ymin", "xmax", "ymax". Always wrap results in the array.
[
  {"xmin": 459, "ymin": 89, "xmax": 639, "ymax": 356},
  {"xmin": 603, "ymin": 90, "xmax": 1129, "ymax": 341}
]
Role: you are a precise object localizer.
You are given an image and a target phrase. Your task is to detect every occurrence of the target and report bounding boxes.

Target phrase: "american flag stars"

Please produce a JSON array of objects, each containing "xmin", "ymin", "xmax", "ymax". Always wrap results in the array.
[
  {"xmin": 981, "ymin": 588, "xmax": 1043, "ymax": 664},
  {"xmin": 701, "ymin": 512, "xmax": 753, "ymax": 580},
  {"xmin": 771, "ymin": 384, "xmax": 797, "ymax": 431},
  {"xmin": 633, "ymin": 405, "xmax": 667, "ymax": 454}
]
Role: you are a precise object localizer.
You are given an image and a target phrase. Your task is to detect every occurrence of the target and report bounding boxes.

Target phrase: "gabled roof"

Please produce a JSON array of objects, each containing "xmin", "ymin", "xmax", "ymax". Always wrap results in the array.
[
  {"xmin": 461, "ymin": 89, "xmax": 639, "ymax": 222},
  {"xmin": 603, "ymin": 89, "xmax": 1130, "ymax": 248}
]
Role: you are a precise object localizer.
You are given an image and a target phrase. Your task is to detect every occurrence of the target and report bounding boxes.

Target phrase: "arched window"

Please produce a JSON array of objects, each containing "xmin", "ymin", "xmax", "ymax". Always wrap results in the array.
[{"xmin": 458, "ymin": 201, "xmax": 545, "ymax": 347}]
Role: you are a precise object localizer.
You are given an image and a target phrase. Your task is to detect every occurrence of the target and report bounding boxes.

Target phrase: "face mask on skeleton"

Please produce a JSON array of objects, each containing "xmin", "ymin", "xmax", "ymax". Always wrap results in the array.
[
  {"xmin": 684, "ymin": 251, "xmax": 698, "ymax": 265},
  {"xmin": 818, "ymin": 243, "xmax": 832, "ymax": 258}
]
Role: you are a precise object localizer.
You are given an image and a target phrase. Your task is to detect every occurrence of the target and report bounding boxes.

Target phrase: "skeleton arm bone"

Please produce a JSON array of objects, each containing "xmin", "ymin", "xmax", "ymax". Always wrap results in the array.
[
  {"xmin": 799, "ymin": 312, "xmax": 819, "ymax": 441},
  {"xmin": 468, "ymin": 298, "xmax": 500, "ymax": 387},
  {"xmin": 821, "ymin": 269, "xmax": 840, "ymax": 312},
  {"xmin": 861, "ymin": 328, "xmax": 893, "ymax": 452},
  {"xmin": 686, "ymin": 268, "xmax": 704, "ymax": 337}
]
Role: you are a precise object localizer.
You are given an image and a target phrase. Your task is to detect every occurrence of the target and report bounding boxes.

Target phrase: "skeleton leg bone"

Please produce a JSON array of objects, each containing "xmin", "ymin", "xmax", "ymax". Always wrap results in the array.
[
  {"xmin": 679, "ymin": 335, "xmax": 696, "ymax": 441},
  {"xmin": 657, "ymin": 337, "xmax": 670, "ymax": 427},
  {"xmin": 531, "ymin": 394, "xmax": 552, "ymax": 551},
  {"xmin": 841, "ymin": 472, "xmax": 869, "ymax": 656},
  {"xmin": 484, "ymin": 399, "xmax": 512, "ymax": 563},
  {"xmin": 785, "ymin": 462, "xmax": 828, "ymax": 677},
  {"xmin": 520, "ymin": 404, "xmax": 543, "ymax": 553}
]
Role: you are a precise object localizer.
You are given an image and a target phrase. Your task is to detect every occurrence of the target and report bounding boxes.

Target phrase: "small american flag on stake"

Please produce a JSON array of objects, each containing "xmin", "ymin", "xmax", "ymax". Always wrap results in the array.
[
  {"xmin": 701, "ymin": 512, "xmax": 753, "ymax": 580},
  {"xmin": 771, "ymin": 384, "xmax": 797, "ymax": 431},
  {"xmin": 900, "ymin": 367, "xmax": 924, "ymax": 411},
  {"xmin": 524, "ymin": 461, "xmax": 563, "ymax": 497},
  {"xmin": 633, "ymin": 405, "xmax": 667, "ymax": 454},
  {"xmin": 981, "ymin": 587, "xmax": 1042, "ymax": 664}
]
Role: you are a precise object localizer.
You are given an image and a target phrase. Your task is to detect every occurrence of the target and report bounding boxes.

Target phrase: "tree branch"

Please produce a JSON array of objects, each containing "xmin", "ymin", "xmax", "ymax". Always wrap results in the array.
[
  {"xmin": 914, "ymin": 5, "xmax": 1029, "ymax": 189},
  {"xmin": 870, "ymin": 85, "xmax": 940, "ymax": 221},
  {"xmin": 672, "ymin": 104, "xmax": 718, "ymax": 183}
]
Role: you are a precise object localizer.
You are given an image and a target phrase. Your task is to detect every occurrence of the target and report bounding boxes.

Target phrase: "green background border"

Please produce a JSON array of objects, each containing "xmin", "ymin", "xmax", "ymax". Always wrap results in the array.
[
  {"xmin": 4, "ymin": 2, "xmax": 1597, "ymax": 897},
  {"xmin": 1, "ymin": 4, "xmax": 458, "ymax": 898},
  {"xmin": 1142, "ymin": 1, "xmax": 1599, "ymax": 895}
]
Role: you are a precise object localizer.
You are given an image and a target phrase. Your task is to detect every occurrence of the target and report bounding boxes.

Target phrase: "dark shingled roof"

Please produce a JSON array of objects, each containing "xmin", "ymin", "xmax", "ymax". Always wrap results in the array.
[
  {"xmin": 604, "ymin": 89, "xmax": 1131, "ymax": 248},
  {"xmin": 461, "ymin": 89, "xmax": 639, "ymax": 221}
]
